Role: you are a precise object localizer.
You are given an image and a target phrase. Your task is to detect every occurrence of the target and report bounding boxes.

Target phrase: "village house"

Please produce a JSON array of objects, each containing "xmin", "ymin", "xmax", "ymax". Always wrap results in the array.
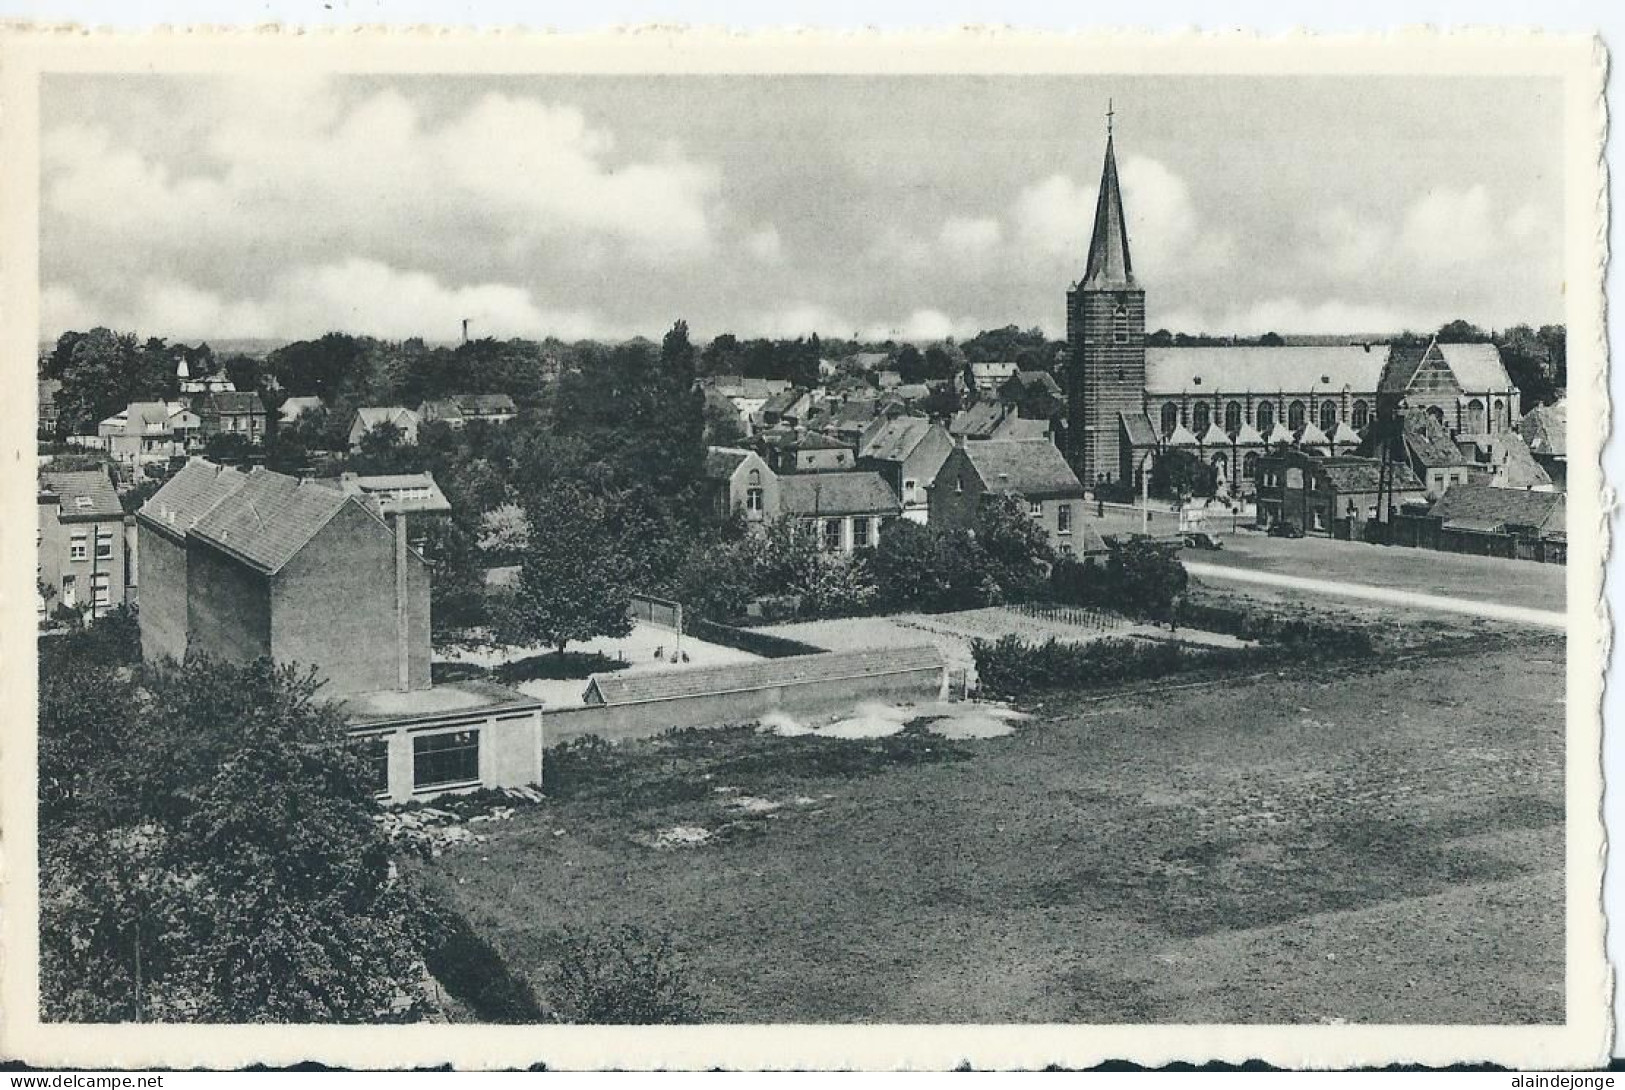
[
  {"xmin": 928, "ymin": 438, "xmax": 1091, "ymax": 556},
  {"xmin": 858, "ymin": 416, "xmax": 956, "ymax": 523},
  {"xmin": 1520, "ymin": 400, "xmax": 1567, "ymax": 490},
  {"xmin": 277, "ymin": 395, "xmax": 326, "ymax": 425},
  {"xmin": 1397, "ymin": 482, "xmax": 1566, "ymax": 564},
  {"xmin": 1362, "ymin": 408, "xmax": 1477, "ymax": 498},
  {"xmin": 417, "ymin": 392, "xmax": 518, "ymax": 428},
  {"xmin": 778, "ymin": 471, "xmax": 901, "ymax": 553},
  {"xmin": 98, "ymin": 401, "xmax": 201, "ymax": 469},
  {"xmin": 998, "ymin": 369, "xmax": 1066, "ymax": 420},
  {"xmin": 762, "ymin": 430, "xmax": 857, "ymax": 474},
  {"xmin": 949, "ymin": 400, "xmax": 1050, "ymax": 443},
  {"xmin": 38, "ymin": 379, "xmax": 61, "ymax": 439},
  {"xmin": 38, "ymin": 468, "xmax": 127, "ymax": 618},
  {"xmin": 758, "ymin": 387, "xmax": 814, "ymax": 430},
  {"xmin": 1456, "ymin": 429, "xmax": 1553, "ymax": 491},
  {"xmin": 197, "ymin": 390, "xmax": 268, "ymax": 445},
  {"xmin": 176, "ymin": 354, "xmax": 234, "ymax": 395},
  {"xmin": 968, "ymin": 360, "xmax": 1020, "ymax": 394},
  {"xmin": 1255, "ymin": 448, "xmax": 1426, "ymax": 539},
  {"xmin": 348, "ymin": 406, "xmax": 420, "ymax": 450},
  {"xmin": 702, "ymin": 446, "xmax": 778, "ymax": 528}
]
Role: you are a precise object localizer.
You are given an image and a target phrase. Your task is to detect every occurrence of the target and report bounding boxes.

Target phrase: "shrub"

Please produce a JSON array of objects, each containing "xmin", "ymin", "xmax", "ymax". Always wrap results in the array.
[
  {"xmin": 546, "ymin": 924, "xmax": 700, "ymax": 1024},
  {"xmin": 1050, "ymin": 538, "xmax": 1188, "ymax": 620}
]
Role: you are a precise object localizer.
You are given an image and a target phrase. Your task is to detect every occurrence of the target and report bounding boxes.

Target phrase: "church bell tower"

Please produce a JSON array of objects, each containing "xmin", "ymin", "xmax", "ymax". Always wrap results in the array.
[{"xmin": 1066, "ymin": 103, "xmax": 1146, "ymax": 489}]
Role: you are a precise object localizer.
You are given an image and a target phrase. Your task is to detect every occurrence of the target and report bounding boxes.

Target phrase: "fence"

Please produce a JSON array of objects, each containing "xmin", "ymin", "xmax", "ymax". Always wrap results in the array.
[
  {"xmin": 1008, "ymin": 601, "xmax": 1125, "ymax": 634},
  {"xmin": 628, "ymin": 592, "xmax": 683, "ymax": 631}
]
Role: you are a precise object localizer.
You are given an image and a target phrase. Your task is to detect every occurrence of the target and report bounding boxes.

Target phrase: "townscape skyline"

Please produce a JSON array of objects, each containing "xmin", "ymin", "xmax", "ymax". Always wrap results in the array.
[{"xmin": 42, "ymin": 72, "xmax": 1564, "ymax": 345}]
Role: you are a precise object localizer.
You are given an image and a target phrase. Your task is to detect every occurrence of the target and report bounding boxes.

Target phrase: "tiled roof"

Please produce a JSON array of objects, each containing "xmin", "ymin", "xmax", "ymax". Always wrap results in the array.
[
  {"xmin": 1007, "ymin": 370, "xmax": 1063, "ymax": 397},
  {"xmin": 278, "ymin": 396, "xmax": 324, "ymax": 422},
  {"xmin": 201, "ymin": 391, "xmax": 265, "ymax": 415},
  {"xmin": 831, "ymin": 399, "xmax": 882, "ymax": 427},
  {"xmin": 1377, "ymin": 342, "xmax": 1430, "ymax": 395},
  {"xmin": 455, "ymin": 393, "xmax": 516, "ymax": 413},
  {"xmin": 1166, "ymin": 424, "xmax": 1198, "ymax": 447},
  {"xmin": 1428, "ymin": 482, "xmax": 1564, "ymax": 535},
  {"xmin": 191, "ymin": 467, "xmax": 356, "ymax": 574},
  {"xmin": 1199, "ymin": 423, "xmax": 1229, "ymax": 446},
  {"xmin": 893, "ymin": 383, "xmax": 931, "ymax": 401},
  {"xmin": 418, "ymin": 398, "xmax": 466, "ymax": 421},
  {"xmin": 40, "ymin": 469, "xmax": 122, "ymax": 521},
  {"xmin": 354, "ymin": 406, "xmax": 418, "ymax": 431},
  {"xmin": 1521, "ymin": 400, "xmax": 1567, "ymax": 458},
  {"xmin": 1400, "ymin": 409, "xmax": 1468, "ymax": 468},
  {"xmin": 777, "ymin": 471, "xmax": 901, "ymax": 517},
  {"xmin": 949, "ymin": 401, "xmax": 1010, "ymax": 439},
  {"xmin": 761, "ymin": 389, "xmax": 807, "ymax": 416},
  {"xmin": 1234, "ymin": 422, "xmax": 1266, "ymax": 446},
  {"xmin": 584, "ymin": 645, "xmax": 946, "ymax": 706},
  {"xmin": 1146, "ymin": 345, "xmax": 1389, "ymax": 397},
  {"xmin": 1467, "ymin": 431, "xmax": 1552, "ymax": 490},
  {"xmin": 704, "ymin": 446, "xmax": 752, "ymax": 480},
  {"xmin": 859, "ymin": 417, "xmax": 932, "ymax": 461},
  {"xmin": 964, "ymin": 439, "xmax": 1085, "ymax": 500},
  {"xmin": 138, "ymin": 459, "xmax": 249, "ymax": 539},
  {"xmin": 1002, "ymin": 417, "xmax": 1050, "ymax": 441},
  {"xmin": 791, "ymin": 432, "xmax": 850, "ymax": 452},
  {"xmin": 125, "ymin": 401, "xmax": 175, "ymax": 434},
  {"xmin": 327, "ymin": 472, "xmax": 452, "ymax": 516},
  {"xmin": 1437, "ymin": 343, "xmax": 1514, "ymax": 391},
  {"xmin": 1331, "ymin": 422, "xmax": 1363, "ymax": 445},
  {"xmin": 1265, "ymin": 423, "xmax": 1295, "ymax": 446},
  {"xmin": 1319, "ymin": 457, "xmax": 1422, "ymax": 494},
  {"xmin": 1296, "ymin": 421, "xmax": 1329, "ymax": 446},
  {"xmin": 1120, "ymin": 412, "xmax": 1158, "ymax": 448}
]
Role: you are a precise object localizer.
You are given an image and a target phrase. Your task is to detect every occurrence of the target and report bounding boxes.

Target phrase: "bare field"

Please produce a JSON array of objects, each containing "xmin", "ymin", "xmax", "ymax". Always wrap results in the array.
[{"xmin": 421, "ymin": 637, "xmax": 1564, "ymax": 1024}]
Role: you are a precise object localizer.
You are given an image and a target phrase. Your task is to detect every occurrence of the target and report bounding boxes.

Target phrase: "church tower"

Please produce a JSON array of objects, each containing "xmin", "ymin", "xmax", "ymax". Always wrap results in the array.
[{"xmin": 1066, "ymin": 107, "xmax": 1146, "ymax": 489}]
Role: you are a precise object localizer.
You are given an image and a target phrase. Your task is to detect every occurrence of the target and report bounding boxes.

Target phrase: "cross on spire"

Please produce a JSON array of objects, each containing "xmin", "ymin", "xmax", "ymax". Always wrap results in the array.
[{"xmin": 1107, "ymin": 98, "xmax": 1114, "ymax": 137}]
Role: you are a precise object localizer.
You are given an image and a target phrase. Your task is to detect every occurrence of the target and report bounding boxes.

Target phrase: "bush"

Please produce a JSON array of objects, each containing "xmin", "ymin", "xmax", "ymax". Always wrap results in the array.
[
  {"xmin": 1050, "ymin": 538, "xmax": 1187, "ymax": 619},
  {"xmin": 546, "ymin": 924, "xmax": 700, "ymax": 1024}
]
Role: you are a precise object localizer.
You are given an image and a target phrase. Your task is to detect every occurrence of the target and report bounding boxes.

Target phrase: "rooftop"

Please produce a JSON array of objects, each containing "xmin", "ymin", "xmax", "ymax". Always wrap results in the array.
[
  {"xmin": 962, "ymin": 438, "xmax": 1085, "ymax": 500},
  {"xmin": 777, "ymin": 471, "xmax": 900, "ymax": 517},
  {"xmin": 1428, "ymin": 482, "xmax": 1565, "ymax": 535},
  {"xmin": 1146, "ymin": 344, "xmax": 1389, "ymax": 397},
  {"xmin": 40, "ymin": 469, "xmax": 122, "ymax": 521},
  {"xmin": 341, "ymin": 678, "xmax": 543, "ymax": 727}
]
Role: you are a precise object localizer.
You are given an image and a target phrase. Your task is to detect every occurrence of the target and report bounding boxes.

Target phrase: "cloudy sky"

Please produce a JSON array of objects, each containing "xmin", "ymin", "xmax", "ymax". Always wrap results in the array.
[{"xmin": 40, "ymin": 72, "xmax": 1564, "ymax": 344}]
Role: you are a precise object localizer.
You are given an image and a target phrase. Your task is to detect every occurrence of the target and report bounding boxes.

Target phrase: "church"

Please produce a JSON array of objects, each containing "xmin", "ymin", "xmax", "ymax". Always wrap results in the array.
[{"xmin": 1064, "ymin": 119, "xmax": 1523, "ymax": 494}]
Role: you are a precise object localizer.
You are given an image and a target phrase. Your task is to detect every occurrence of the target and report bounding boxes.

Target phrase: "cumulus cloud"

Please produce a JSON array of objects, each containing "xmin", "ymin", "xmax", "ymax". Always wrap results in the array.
[{"xmin": 44, "ymin": 259, "xmax": 610, "ymax": 342}]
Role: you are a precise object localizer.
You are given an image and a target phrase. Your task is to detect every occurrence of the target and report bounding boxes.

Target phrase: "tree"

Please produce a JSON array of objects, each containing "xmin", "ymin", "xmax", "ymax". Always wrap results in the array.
[
  {"xmin": 1436, "ymin": 318, "xmax": 1491, "ymax": 344},
  {"xmin": 39, "ymin": 656, "xmax": 426, "ymax": 1022},
  {"xmin": 358, "ymin": 419, "xmax": 408, "ymax": 459},
  {"xmin": 1149, "ymin": 449, "xmax": 1217, "ymax": 500},
  {"xmin": 1498, "ymin": 324, "xmax": 1561, "ymax": 407},
  {"xmin": 1106, "ymin": 537, "xmax": 1188, "ymax": 621},
  {"xmin": 974, "ymin": 494, "xmax": 1055, "ymax": 602},
  {"xmin": 869, "ymin": 519, "xmax": 991, "ymax": 612},
  {"xmin": 895, "ymin": 344, "xmax": 927, "ymax": 383},
  {"xmin": 202, "ymin": 432, "xmax": 254, "ymax": 466},
  {"xmin": 490, "ymin": 485, "xmax": 634, "ymax": 655}
]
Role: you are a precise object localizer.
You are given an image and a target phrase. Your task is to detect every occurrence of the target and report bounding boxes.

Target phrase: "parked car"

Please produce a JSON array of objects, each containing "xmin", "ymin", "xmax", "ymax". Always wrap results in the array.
[
  {"xmin": 1181, "ymin": 531, "xmax": 1224, "ymax": 551},
  {"xmin": 1267, "ymin": 521, "xmax": 1305, "ymax": 539}
]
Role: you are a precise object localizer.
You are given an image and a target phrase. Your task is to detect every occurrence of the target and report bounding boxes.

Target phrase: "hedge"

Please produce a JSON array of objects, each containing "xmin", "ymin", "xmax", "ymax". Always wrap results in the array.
[
  {"xmin": 972, "ymin": 610, "xmax": 1375, "ymax": 700},
  {"xmin": 683, "ymin": 615, "xmax": 826, "ymax": 659}
]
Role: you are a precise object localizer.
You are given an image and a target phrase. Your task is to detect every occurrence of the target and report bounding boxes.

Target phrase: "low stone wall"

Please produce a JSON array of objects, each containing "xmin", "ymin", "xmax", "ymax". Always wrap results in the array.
[{"xmin": 547, "ymin": 664, "xmax": 946, "ymax": 746}]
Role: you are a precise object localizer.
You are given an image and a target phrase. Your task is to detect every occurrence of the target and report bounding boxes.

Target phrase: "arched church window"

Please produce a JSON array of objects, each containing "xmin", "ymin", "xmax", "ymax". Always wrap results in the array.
[
  {"xmin": 1319, "ymin": 401, "xmax": 1338, "ymax": 433},
  {"xmin": 1256, "ymin": 401, "xmax": 1275, "ymax": 435},
  {"xmin": 1351, "ymin": 400, "xmax": 1369, "ymax": 430},
  {"xmin": 1288, "ymin": 400, "xmax": 1306, "ymax": 431},
  {"xmin": 1113, "ymin": 303, "xmax": 1129, "ymax": 345},
  {"xmin": 1243, "ymin": 451, "xmax": 1260, "ymax": 480},
  {"xmin": 1427, "ymin": 405, "xmax": 1446, "ymax": 425},
  {"xmin": 1191, "ymin": 402, "xmax": 1210, "ymax": 434},
  {"xmin": 1465, "ymin": 398, "xmax": 1486, "ymax": 434},
  {"xmin": 1160, "ymin": 402, "xmax": 1179, "ymax": 436},
  {"xmin": 1224, "ymin": 401, "xmax": 1242, "ymax": 434}
]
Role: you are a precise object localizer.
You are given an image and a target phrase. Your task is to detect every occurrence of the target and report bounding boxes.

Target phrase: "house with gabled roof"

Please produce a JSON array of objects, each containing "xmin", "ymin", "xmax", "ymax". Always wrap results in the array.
[
  {"xmin": 39, "ymin": 468, "xmax": 128, "ymax": 618},
  {"xmin": 1418, "ymin": 482, "xmax": 1566, "ymax": 563},
  {"xmin": 928, "ymin": 438, "xmax": 1094, "ymax": 556},
  {"xmin": 417, "ymin": 393, "xmax": 518, "ymax": 428},
  {"xmin": 348, "ymin": 406, "xmax": 420, "ymax": 451},
  {"xmin": 1520, "ymin": 400, "xmax": 1567, "ymax": 490},
  {"xmin": 858, "ymin": 417, "xmax": 955, "ymax": 523},
  {"xmin": 197, "ymin": 390, "xmax": 268, "ymax": 444},
  {"xmin": 777, "ymin": 470, "xmax": 901, "ymax": 553},
  {"xmin": 702, "ymin": 446, "xmax": 778, "ymax": 528},
  {"xmin": 136, "ymin": 458, "xmax": 431, "ymax": 699}
]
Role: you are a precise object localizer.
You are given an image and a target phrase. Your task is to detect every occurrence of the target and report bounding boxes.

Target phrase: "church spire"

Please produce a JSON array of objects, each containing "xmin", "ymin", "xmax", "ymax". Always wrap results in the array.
[{"xmin": 1082, "ymin": 104, "xmax": 1135, "ymax": 291}]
